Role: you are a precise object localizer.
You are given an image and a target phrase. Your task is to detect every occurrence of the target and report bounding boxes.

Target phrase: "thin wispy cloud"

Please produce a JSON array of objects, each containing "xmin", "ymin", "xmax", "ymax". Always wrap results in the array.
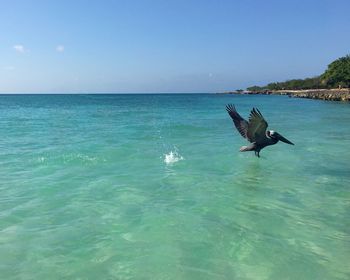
[
  {"xmin": 13, "ymin": 44, "xmax": 26, "ymax": 53},
  {"xmin": 56, "ymin": 45, "xmax": 64, "ymax": 52},
  {"xmin": 3, "ymin": 66, "xmax": 15, "ymax": 71}
]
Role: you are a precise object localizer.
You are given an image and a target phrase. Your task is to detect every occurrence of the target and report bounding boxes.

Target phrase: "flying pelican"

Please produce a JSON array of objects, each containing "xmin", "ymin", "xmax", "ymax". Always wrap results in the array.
[{"xmin": 226, "ymin": 104, "xmax": 294, "ymax": 157}]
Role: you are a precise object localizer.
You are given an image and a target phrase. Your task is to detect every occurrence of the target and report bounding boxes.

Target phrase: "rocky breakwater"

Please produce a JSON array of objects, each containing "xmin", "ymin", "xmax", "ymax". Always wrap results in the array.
[{"xmin": 277, "ymin": 88, "xmax": 350, "ymax": 101}]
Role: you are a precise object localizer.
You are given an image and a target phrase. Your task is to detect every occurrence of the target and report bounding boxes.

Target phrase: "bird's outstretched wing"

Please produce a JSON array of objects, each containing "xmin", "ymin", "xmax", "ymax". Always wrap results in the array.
[
  {"xmin": 226, "ymin": 104, "xmax": 248, "ymax": 139},
  {"xmin": 247, "ymin": 108, "xmax": 268, "ymax": 143}
]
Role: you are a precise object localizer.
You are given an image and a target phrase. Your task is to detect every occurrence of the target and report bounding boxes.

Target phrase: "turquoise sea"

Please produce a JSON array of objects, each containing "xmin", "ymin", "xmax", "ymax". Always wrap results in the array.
[{"xmin": 0, "ymin": 94, "xmax": 349, "ymax": 279}]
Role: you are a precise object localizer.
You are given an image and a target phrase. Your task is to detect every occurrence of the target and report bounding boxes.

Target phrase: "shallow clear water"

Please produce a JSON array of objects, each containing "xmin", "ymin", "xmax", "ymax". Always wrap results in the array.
[{"xmin": 0, "ymin": 94, "xmax": 349, "ymax": 279}]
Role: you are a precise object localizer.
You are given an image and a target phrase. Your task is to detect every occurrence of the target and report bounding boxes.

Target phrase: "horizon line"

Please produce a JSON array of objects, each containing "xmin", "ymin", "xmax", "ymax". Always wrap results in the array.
[{"xmin": 0, "ymin": 92, "xmax": 217, "ymax": 95}]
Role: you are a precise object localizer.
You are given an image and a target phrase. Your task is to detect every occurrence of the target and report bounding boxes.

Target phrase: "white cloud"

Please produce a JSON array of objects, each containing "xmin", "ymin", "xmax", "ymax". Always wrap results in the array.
[
  {"xmin": 3, "ymin": 66, "xmax": 15, "ymax": 71},
  {"xmin": 13, "ymin": 45, "xmax": 26, "ymax": 53},
  {"xmin": 56, "ymin": 45, "xmax": 64, "ymax": 52}
]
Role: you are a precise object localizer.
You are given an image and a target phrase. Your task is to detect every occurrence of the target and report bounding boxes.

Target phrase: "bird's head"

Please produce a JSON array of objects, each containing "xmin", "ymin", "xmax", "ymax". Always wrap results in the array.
[
  {"xmin": 267, "ymin": 130, "xmax": 275, "ymax": 138},
  {"xmin": 267, "ymin": 130, "xmax": 294, "ymax": 145}
]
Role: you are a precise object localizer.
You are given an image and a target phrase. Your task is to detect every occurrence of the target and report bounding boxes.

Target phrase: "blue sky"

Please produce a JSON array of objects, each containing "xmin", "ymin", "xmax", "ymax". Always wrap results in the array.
[{"xmin": 0, "ymin": 0, "xmax": 349, "ymax": 93}]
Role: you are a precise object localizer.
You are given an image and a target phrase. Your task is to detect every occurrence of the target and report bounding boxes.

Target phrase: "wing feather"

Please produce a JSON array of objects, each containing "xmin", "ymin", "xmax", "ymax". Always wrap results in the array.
[
  {"xmin": 226, "ymin": 104, "xmax": 248, "ymax": 139},
  {"xmin": 247, "ymin": 108, "xmax": 268, "ymax": 143}
]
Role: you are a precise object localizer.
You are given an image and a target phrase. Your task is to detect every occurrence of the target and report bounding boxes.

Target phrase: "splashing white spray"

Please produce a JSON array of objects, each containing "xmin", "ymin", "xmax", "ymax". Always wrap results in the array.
[{"xmin": 164, "ymin": 150, "xmax": 184, "ymax": 165}]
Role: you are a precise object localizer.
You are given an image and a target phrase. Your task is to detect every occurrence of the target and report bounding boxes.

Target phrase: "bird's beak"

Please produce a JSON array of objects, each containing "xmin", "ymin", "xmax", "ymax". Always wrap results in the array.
[{"xmin": 276, "ymin": 133, "xmax": 294, "ymax": 145}]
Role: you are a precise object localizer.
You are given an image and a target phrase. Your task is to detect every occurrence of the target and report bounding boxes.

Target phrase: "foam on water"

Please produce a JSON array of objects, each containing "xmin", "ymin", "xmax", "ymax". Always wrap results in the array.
[{"xmin": 164, "ymin": 150, "xmax": 184, "ymax": 164}]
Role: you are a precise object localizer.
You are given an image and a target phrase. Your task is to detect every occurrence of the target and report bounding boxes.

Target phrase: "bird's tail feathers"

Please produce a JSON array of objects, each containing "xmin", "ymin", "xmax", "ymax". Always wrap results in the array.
[{"xmin": 239, "ymin": 145, "xmax": 254, "ymax": 152}]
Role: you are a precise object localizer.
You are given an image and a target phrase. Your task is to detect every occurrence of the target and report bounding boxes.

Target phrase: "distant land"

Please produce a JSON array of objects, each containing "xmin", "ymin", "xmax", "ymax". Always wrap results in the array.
[{"xmin": 223, "ymin": 55, "xmax": 350, "ymax": 101}]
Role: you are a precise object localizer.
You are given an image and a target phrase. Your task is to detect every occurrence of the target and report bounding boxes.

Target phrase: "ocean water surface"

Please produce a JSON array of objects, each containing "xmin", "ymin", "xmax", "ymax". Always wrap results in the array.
[{"xmin": 0, "ymin": 94, "xmax": 349, "ymax": 279}]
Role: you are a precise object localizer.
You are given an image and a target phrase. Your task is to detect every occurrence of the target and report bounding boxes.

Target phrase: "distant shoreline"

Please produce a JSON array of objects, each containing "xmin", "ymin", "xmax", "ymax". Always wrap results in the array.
[{"xmin": 220, "ymin": 88, "xmax": 350, "ymax": 101}]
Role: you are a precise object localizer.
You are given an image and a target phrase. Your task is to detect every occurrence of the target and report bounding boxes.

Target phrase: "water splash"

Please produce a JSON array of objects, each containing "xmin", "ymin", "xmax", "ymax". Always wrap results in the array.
[{"xmin": 164, "ymin": 150, "xmax": 184, "ymax": 165}]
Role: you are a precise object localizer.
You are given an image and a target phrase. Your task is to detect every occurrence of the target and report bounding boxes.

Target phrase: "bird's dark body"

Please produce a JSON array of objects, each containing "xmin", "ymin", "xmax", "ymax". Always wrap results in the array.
[
  {"xmin": 242, "ymin": 139, "xmax": 278, "ymax": 157},
  {"xmin": 226, "ymin": 104, "xmax": 294, "ymax": 157}
]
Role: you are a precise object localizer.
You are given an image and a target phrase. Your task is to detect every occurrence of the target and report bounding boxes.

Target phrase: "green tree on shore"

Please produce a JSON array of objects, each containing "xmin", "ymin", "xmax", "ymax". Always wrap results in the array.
[
  {"xmin": 247, "ymin": 55, "xmax": 350, "ymax": 91},
  {"xmin": 321, "ymin": 55, "xmax": 350, "ymax": 88}
]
